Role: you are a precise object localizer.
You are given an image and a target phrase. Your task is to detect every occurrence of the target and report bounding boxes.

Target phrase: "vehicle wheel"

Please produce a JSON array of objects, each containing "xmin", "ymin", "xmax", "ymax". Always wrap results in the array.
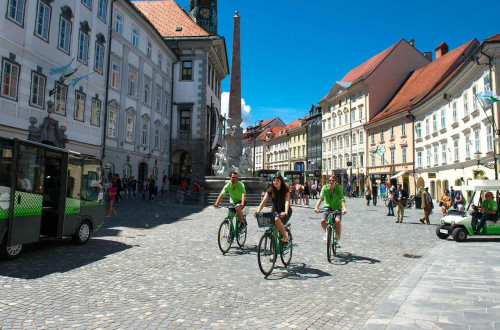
[
  {"xmin": 452, "ymin": 227, "xmax": 467, "ymax": 242},
  {"xmin": 73, "ymin": 220, "xmax": 92, "ymax": 245},
  {"xmin": 0, "ymin": 235, "xmax": 22, "ymax": 261},
  {"xmin": 236, "ymin": 217, "xmax": 247, "ymax": 248},
  {"xmin": 436, "ymin": 226, "xmax": 449, "ymax": 239},
  {"xmin": 280, "ymin": 228, "xmax": 293, "ymax": 267},
  {"xmin": 218, "ymin": 219, "xmax": 232, "ymax": 254},
  {"xmin": 258, "ymin": 232, "xmax": 275, "ymax": 276}
]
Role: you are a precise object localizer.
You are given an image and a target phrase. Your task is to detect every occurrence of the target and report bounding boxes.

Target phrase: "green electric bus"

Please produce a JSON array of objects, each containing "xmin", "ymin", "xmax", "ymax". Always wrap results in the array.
[{"xmin": 0, "ymin": 137, "xmax": 105, "ymax": 260}]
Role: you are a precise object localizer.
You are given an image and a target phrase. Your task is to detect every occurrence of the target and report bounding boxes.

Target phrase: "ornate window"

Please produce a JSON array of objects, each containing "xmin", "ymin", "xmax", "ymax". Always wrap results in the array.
[
  {"xmin": 91, "ymin": 97, "xmax": 101, "ymax": 126},
  {"xmin": 7, "ymin": 0, "xmax": 25, "ymax": 25},
  {"xmin": 94, "ymin": 33, "xmax": 105, "ymax": 74},
  {"xmin": 53, "ymin": 83, "xmax": 67, "ymax": 115},
  {"xmin": 97, "ymin": 0, "xmax": 107, "ymax": 22},
  {"xmin": 35, "ymin": 0, "xmax": 51, "ymax": 41},
  {"xmin": 30, "ymin": 70, "xmax": 46, "ymax": 108},
  {"xmin": 107, "ymin": 109, "xmax": 117, "ymax": 138},
  {"xmin": 74, "ymin": 90, "xmax": 85, "ymax": 121},
  {"xmin": 1, "ymin": 58, "xmax": 20, "ymax": 100}
]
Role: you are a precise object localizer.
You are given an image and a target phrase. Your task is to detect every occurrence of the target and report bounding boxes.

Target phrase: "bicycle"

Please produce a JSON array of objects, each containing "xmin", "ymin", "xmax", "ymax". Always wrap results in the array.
[
  {"xmin": 405, "ymin": 195, "xmax": 415, "ymax": 209},
  {"xmin": 255, "ymin": 212, "xmax": 293, "ymax": 276},
  {"xmin": 325, "ymin": 210, "xmax": 342, "ymax": 263},
  {"xmin": 217, "ymin": 206, "xmax": 248, "ymax": 254}
]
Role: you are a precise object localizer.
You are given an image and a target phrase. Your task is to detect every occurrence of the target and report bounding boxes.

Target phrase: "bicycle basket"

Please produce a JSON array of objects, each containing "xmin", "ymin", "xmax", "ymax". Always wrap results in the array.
[{"xmin": 256, "ymin": 212, "xmax": 275, "ymax": 228}]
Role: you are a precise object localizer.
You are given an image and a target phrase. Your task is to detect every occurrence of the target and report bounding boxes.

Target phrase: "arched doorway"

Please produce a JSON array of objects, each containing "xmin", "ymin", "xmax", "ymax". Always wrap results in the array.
[
  {"xmin": 443, "ymin": 180, "xmax": 449, "ymax": 193},
  {"xmin": 138, "ymin": 162, "xmax": 148, "ymax": 184},
  {"xmin": 103, "ymin": 162, "xmax": 114, "ymax": 181},
  {"xmin": 172, "ymin": 150, "xmax": 192, "ymax": 177},
  {"xmin": 430, "ymin": 181, "xmax": 436, "ymax": 199},
  {"xmin": 416, "ymin": 177, "xmax": 425, "ymax": 191},
  {"xmin": 436, "ymin": 180, "xmax": 442, "ymax": 200}
]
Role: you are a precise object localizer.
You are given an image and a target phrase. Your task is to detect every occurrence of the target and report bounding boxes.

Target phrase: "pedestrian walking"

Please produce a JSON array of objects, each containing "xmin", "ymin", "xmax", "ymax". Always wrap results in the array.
[
  {"xmin": 122, "ymin": 175, "xmax": 128, "ymax": 199},
  {"xmin": 106, "ymin": 182, "xmax": 117, "ymax": 218},
  {"xmin": 114, "ymin": 174, "xmax": 123, "ymax": 203},
  {"xmin": 161, "ymin": 175, "xmax": 169, "ymax": 204},
  {"xmin": 128, "ymin": 176, "xmax": 137, "ymax": 199},
  {"xmin": 365, "ymin": 187, "xmax": 372, "ymax": 206},
  {"xmin": 149, "ymin": 179, "xmax": 158, "ymax": 201},
  {"xmin": 395, "ymin": 184, "xmax": 408, "ymax": 223},
  {"xmin": 386, "ymin": 187, "xmax": 395, "ymax": 216},
  {"xmin": 142, "ymin": 179, "xmax": 149, "ymax": 200},
  {"xmin": 311, "ymin": 183, "xmax": 317, "ymax": 199},
  {"xmin": 303, "ymin": 182, "xmax": 310, "ymax": 205},
  {"xmin": 372, "ymin": 182, "xmax": 378, "ymax": 206},
  {"xmin": 420, "ymin": 187, "xmax": 433, "ymax": 224},
  {"xmin": 178, "ymin": 179, "xmax": 188, "ymax": 203}
]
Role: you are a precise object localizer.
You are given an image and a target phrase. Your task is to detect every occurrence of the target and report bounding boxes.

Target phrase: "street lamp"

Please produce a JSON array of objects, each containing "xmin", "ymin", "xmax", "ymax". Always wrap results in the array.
[{"xmin": 252, "ymin": 120, "xmax": 261, "ymax": 176}]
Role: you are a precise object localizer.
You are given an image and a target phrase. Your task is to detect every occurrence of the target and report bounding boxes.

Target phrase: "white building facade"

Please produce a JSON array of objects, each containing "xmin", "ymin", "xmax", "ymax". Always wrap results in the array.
[
  {"xmin": 265, "ymin": 128, "xmax": 290, "ymax": 171},
  {"xmin": 414, "ymin": 40, "xmax": 500, "ymax": 200},
  {"xmin": 103, "ymin": 0, "xmax": 177, "ymax": 182},
  {"xmin": 0, "ymin": 0, "xmax": 111, "ymax": 156}
]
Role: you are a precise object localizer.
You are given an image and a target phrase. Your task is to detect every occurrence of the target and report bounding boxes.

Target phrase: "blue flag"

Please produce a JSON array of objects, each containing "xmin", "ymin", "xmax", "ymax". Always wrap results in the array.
[
  {"xmin": 71, "ymin": 71, "xmax": 96, "ymax": 88},
  {"xmin": 49, "ymin": 59, "xmax": 74, "ymax": 76}
]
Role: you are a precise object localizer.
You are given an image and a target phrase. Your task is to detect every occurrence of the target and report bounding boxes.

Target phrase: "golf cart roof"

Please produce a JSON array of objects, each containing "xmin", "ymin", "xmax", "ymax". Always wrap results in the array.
[{"xmin": 454, "ymin": 180, "xmax": 500, "ymax": 191}]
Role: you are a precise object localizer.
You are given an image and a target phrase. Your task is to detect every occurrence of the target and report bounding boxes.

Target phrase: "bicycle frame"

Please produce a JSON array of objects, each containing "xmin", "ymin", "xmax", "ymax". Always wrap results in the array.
[
  {"xmin": 226, "ymin": 207, "xmax": 248, "ymax": 238},
  {"xmin": 265, "ymin": 225, "xmax": 283, "ymax": 256}
]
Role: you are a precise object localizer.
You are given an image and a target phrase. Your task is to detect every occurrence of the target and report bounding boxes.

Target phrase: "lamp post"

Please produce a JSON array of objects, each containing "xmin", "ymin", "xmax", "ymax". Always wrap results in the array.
[{"xmin": 252, "ymin": 120, "xmax": 260, "ymax": 176}]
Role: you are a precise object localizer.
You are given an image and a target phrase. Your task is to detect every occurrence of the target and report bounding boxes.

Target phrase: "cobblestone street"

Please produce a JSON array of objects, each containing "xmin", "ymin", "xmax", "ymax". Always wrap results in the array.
[{"xmin": 1, "ymin": 196, "xmax": 447, "ymax": 328}]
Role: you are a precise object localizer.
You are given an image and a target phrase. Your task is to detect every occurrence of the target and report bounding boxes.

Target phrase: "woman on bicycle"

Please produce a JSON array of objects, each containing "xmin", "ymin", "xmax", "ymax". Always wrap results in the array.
[{"xmin": 255, "ymin": 173, "xmax": 291, "ymax": 245}]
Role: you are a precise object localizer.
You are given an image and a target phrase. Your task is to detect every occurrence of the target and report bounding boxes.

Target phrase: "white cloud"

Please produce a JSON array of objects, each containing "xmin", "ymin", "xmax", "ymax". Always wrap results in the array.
[{"xmin": 221, "ymin": 92, "xmax": 252, "ymax": 131}]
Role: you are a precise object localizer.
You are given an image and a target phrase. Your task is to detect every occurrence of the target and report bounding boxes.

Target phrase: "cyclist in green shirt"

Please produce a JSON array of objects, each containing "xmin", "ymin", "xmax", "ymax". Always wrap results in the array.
[
  {"xmin": 314, "ymin": 175, "xmax": 347, "ymax": 248},
  {"xmin": 214, "ymin": 171, "xmax": 247, "ymax": 228},
  {"xmin": 472, "ymin": 191, "xmax": 498, "ymax": 233}
]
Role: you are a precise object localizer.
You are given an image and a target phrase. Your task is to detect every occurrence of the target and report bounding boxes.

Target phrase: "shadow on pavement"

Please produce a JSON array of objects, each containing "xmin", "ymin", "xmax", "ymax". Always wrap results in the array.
[
  {"xmin": 224, "ymin": 244, "xmax": 259, "ymax": 255},
  {"xmin": 101, "ymin": 198, "xmax": 206, "ymax": 235},
  {"xmin": 0, "ymin": 238, "xmax": 132, "ymax": 279},
  {"xmin": 266, "ymin": 262, "xmax": 331, "ymax": 280},
  {"xmin": 330, "ymin": 252, "xmax": 381, "ymax": 265}
]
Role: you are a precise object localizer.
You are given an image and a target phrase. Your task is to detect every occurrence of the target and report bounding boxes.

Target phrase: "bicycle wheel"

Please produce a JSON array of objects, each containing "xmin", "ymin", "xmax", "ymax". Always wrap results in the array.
[
  {"xmin": 280, "ymin": 228, "xmax": 293, "ymax": 267},
  {"xmin": 258, "ymin": 232, "xmax": 275, "ymax": 276},
  {"xmin": 326, "ymin": 225, "xmax": 333, "ymax": 262},
  {"xmin": 218, "ymin": 219, "xmax": 232, "ymax": 254},
  {"xmin": 236, "ymin": 217, "xmax": 247, "ymax": 247},
  {"xmin": 332, "ymin": 225, "xmax": 337, "ymax": 256}
]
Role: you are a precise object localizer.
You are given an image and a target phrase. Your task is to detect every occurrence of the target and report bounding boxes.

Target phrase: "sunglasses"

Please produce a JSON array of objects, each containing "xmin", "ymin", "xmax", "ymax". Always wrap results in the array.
[{"xmin": 329, "ymin": 180, "xmax": 336, "ymax": 182}]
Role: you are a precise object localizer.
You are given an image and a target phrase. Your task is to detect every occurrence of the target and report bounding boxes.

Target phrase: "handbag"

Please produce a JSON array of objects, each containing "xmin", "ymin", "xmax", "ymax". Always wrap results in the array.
[{"xmin": 439, "ymin": 201, "xmax": 443, "ymax": 207}]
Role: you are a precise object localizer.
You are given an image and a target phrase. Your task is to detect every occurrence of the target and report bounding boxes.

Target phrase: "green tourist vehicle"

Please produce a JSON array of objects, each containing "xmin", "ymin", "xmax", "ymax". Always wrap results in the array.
[
  {"xmin": 0, "ymin": 137, "xmax": 105, "ymax": 260},
  {"xmin": 436, "ymin": 180, "xmax": 500, "ymax": 242}
]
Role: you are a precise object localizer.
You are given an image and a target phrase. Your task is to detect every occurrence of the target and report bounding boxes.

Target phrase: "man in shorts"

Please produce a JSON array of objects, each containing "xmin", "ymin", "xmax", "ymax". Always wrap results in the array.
[
  {"xmin": 214, "ymin": 171, "xmax": 247, "ymax": 228},
  {"xmin": 314, "ymin": 175, "xmax": 347, "ymax": 248}
]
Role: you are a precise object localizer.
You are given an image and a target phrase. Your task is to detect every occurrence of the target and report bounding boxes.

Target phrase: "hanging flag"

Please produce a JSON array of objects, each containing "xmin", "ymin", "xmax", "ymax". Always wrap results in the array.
[
  {"xmin": 476, "ymin": 90, "xmax": 500, "ymax": 108},
  {"xmin": 377, "ymin": 146, "xmax": 385, "ymax": 156},
  {"xmin": 71, "ymin": 71, "xmax": 96, "ymax": 88},
  {"xmin": 49, "ymin": 58, "xmax": 74, "ymax": 75},
  {"xmin": 63, "ymin": 66, "xmax": 78, "ymax": 78}
]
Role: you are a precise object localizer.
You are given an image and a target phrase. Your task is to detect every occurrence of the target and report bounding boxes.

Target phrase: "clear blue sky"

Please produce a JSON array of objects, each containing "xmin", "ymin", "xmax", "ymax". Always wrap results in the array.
[{"xmin": 177, "ymin": 0, "xmax": 499, "ymax": 128}]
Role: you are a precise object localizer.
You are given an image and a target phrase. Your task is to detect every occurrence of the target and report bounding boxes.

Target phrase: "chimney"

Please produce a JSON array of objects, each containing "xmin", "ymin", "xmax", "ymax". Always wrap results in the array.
[
  {"xmin": 422, "ymin": 52, "xmax": 433, "ymax": 61},
  {"xmin": 435, "ymin": 42, "xmax": 449, "ymax": 59},
  {"xmin": 409, "ymin": 39, "xmax": 415, "ymax": 47}
]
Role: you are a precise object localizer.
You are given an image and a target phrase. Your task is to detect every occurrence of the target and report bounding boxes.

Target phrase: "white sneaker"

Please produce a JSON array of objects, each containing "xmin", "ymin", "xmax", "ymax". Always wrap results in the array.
[
  {"xmin": 336, "ymin": 241, "xmax": 342, "ymax": 248},
  {"xmin": 323, "ymin": 234, "xmax": 327, "ymax": 245}
]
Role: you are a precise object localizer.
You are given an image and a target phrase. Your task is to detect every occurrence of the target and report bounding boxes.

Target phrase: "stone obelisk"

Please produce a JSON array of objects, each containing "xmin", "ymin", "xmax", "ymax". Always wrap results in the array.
[{"xmin": 224, "ymin": 11, "xmax": 244, "ymax": 170}]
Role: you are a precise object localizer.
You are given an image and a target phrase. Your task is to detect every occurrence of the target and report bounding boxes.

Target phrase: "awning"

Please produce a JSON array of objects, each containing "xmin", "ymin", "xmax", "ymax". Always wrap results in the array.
[{"xmin": 390, "ymin": 171, "xmax": 406, "ymax": 179}]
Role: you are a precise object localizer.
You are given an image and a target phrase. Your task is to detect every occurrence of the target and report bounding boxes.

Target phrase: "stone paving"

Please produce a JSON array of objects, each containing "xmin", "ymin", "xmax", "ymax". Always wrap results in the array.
[
  {"xmin": 364, "ymin": 238, "xmax": 500, "ymax": 329},
  {"xmin": 0, "ymin": 195, "xmax": 452, "ymax": 328}
]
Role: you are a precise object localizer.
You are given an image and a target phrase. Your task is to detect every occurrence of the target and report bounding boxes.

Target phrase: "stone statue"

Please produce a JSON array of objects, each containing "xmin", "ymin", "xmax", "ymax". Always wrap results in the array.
[
  {"xmin": 212, "ymin": 146, "xmax": 228, "ymax": 176},
  {"xmin": 237, "ymin": 147, "xmax": 253, "ymax": 174}
]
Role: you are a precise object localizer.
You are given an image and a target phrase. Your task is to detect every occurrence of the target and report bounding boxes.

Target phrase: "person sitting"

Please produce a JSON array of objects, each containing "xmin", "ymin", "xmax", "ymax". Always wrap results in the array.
[
  {"xmin": 440, "ymin": 189, "xmax": 452, "ymax": 216},
  {"xmin": 472, "ymin": 192, "xmax": 498, "ymax": 234},
  {"xmin": 454, "ymin": 190, "xmax": 465, "ymax": 212}
]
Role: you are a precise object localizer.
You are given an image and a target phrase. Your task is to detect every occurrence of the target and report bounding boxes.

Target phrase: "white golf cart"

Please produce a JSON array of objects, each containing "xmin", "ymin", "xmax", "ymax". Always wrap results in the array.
[{"xmin": 436, "ymin": 180, "xmax": 500, "ymax": 242}]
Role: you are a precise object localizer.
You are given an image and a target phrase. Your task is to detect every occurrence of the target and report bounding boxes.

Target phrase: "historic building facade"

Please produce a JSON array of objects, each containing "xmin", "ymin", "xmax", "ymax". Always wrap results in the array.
[
  {"xmin": 319, "ymin": 39, "xmax": 430, "ymax": 188},
  {"xmin": 411, "ymin": 36, "xmax": 499, "ymax": 200},
  {"xmin": 305, "ymin": 105, "xmax": 322, "ymax": 182},
  {"xmin": 102, "ymin": 0, "xmax": 177, "ymax": 182},
  {"xmin": 133, "ymin": 0, "xmax": 229, "ymax": 178},
  {"xmin": 0, "ymin": 0, "xmax": 111, "ymax": 156},
  {"xmin": 287, "ymin": 118, "xmax": 307, "ymax": 171}
]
